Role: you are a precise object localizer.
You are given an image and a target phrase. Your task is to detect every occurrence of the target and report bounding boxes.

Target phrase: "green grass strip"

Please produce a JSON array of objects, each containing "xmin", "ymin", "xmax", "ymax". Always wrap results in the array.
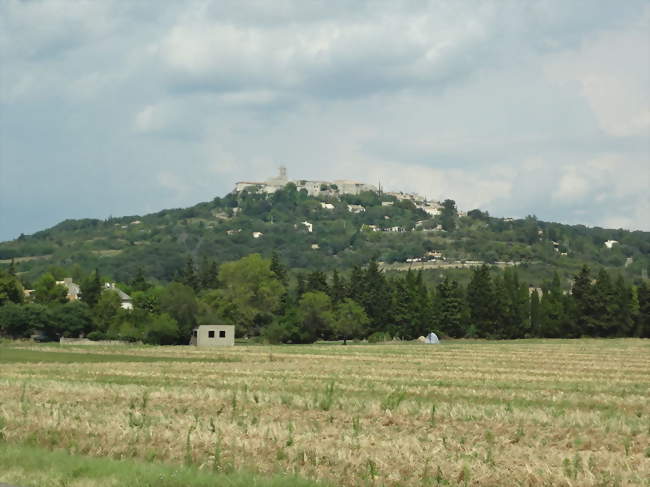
[
  {"xmin": 0, "ymin": 348, "xmax": 238, "ymax": 364},
  {"xmin": 0, "ymin": 442, "xmax": 327, "ymax": 487}
]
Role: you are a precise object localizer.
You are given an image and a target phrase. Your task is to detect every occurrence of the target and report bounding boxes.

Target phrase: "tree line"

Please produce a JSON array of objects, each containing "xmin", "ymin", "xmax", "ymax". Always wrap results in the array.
[{"xmin": 1, "ymin": 254, "xmax": 649, "ymax": 344}]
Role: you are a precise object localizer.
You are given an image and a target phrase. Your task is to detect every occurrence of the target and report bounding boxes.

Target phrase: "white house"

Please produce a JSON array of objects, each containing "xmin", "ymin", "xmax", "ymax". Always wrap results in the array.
[
  {"xmin": 104, "ymin": 283, "xmax": 133, "ymax": 310},
  {"xmin": 301, "ymin": 221, "xmax": 313, "ymax": 232},
  {"xmin": 252, "ymin": 231, "xmax": 264, "ymax": 239},
  {"xmin": 347, "ymin": 204, "xmax": 366, "ymax": 214},
  {"xmin": 604, "ymin": 240, "xmax": 619, "ymax": 249},
  {"xmin": 320, "ymin": 202, "xmax": 335, "ymax": 210},
  {"xmin": 190, "ymin": 325, "xmax": 235, "ymax": 347}
]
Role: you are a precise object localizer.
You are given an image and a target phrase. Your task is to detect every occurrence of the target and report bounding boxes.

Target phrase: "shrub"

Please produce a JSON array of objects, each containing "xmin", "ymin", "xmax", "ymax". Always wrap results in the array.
[
  {"xmin": 86, "ymin": 331, "xmax": 105, "ymax": 341},
  {"xmin": 367, "ymin": 331, "xmax": 392, "ymax": 343}
]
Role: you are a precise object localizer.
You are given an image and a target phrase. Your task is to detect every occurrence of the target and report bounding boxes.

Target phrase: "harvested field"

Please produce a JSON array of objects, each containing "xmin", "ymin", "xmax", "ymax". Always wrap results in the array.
[{"xmin": 0, "ymin": 339, "xmax": 649, "ymax": 486}]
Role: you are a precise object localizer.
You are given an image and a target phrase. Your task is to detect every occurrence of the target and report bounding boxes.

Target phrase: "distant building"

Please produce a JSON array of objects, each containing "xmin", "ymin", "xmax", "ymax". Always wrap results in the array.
[
  {"xmin": 252, "ymin": 231, "xmax": 264, "ymax": 239},
  {"xmin": 604, "ymin": 240, "xmax": 619, "ymax": 249},
  {"xmin": 56, "ymin": 278, "xmax": 81, "ymax": 301},
  {"xmin": 104, "ymin": 283, "xmax": 133, "ymax": 310},
  {"xmin": 320, "ymin": 202, "xmax": 335, "ymax": 210},
  {"xmin": 347, "ymin": 204, "xmax": 366, "ymax": 214},
  {"xmin": 190, "ymin": 325, "xmax": 235, "ymax": 347},
  {"xmin": 234, "ymin": 168, "xmax": 377, "ymax": 197}
]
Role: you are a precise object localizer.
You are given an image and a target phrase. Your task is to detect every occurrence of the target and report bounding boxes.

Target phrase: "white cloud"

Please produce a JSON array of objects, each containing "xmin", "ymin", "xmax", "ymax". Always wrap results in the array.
[{"xmin": 1, "ymin": 0, "xmax": 649, "ymax": 240}]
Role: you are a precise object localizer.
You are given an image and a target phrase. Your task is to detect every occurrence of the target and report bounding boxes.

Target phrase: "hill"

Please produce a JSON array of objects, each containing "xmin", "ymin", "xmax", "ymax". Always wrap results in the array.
[{"xmin": 1, "ymin": 182, "xmax": 649, "ymax": 286}]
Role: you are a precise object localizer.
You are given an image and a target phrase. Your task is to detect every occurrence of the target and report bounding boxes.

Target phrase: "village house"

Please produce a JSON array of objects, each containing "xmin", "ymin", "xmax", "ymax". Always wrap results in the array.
[
  {"xmin": 104, "ymin": 283, "xmax": 133, "ymax": 310},
  {"xmin": 604, "ymin": 240, "xmax": 619, "ymax": 249},
  {"xmin": 57, "ymin": 277, "xmax": 81, "ymax": 301},
  {"xmin": 301, "ymin": 221, "xmax": 313, "ymax": 232},
  {"xmin": 252, "ymin": 232, "xmax": 264, "ymax": 239},
  {"xmin": 234, "ymin": 168, "xmax": 376, "ymax": 198},
  {"xmin": 190, "ymin": 325, "xmax": 235, "ymax": 347},
  {"xmin": 320, "ymin": 202, "xmax": 335, "ymax": 210},
  {"xmin": 347, "ymin": 204, "xmax": 366, "ymax": 214}
]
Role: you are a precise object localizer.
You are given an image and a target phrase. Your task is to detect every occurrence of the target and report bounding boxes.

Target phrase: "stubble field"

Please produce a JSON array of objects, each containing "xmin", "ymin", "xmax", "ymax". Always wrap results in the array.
[{"xmin": 1, "ymin": 339, "xmax": 649, "ymax": 486}]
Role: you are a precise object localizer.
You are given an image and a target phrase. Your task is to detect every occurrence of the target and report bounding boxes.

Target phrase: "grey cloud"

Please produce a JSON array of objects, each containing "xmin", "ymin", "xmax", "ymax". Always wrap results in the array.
[{"xmin": 1, "ymin": 0, "xmax": 649, "ymax": 241}]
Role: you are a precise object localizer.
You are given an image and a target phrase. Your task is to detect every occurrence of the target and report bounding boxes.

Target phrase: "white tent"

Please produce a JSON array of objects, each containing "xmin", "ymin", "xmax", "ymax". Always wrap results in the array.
[{"xmin": 425, "ymin": 332, "xmax": 439, "ymax": 344}]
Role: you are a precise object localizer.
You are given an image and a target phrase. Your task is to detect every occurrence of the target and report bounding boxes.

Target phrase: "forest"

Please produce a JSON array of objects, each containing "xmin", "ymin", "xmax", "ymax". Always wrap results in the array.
[{"xmin": 1, "ymin": 252, "xmax": 648, "ymax": 344}]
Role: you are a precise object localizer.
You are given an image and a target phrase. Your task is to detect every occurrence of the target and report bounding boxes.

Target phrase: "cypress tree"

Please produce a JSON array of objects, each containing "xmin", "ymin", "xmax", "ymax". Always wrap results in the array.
[
  {"xmin": 81, "ymin": 269, "xmax": 103, "ymax": 308},
  {"xmin": 330, "ymin": 269, "xmax": 347, "ymax": 304},
  {"xmin": 467, "ymin": 265, "xmax": 495, "ymax": 337},
  {"xmin": 572, "ymin": 265, "xmax": 598, "ymax": 336},
  {"xmin": 435, "ymin": 276, "xmax": 463, "ymax": 337},
  {"xmin": 530, "ymin": 290, "xmax": 541, "ymax": 337},
  {"xmin": 636, "ymin": 281, "xmax": 650, "ymax": 338},
  {"xmin": 270, "ymin": 251, "xmax": 288, "ymax": 284}
]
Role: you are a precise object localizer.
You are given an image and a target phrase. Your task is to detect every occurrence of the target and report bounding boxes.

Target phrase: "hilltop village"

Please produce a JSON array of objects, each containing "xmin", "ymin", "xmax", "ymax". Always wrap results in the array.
[{"xmin": 234, "ymin": 167, "xmax": 447, "ymax": 219}]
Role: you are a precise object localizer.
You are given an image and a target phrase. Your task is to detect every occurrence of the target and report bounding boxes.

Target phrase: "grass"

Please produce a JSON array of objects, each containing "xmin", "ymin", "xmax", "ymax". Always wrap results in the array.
[
  {"xmin": 0, "ymin": 339, "xmax": 649, "ymax": 486},
  {"xmin": 0, "ymin": 443, "xmax": 325, "ymax": 486},
  {"xmin": 0, "ymin": 346, "xmax": 239, "ymax": 364}
]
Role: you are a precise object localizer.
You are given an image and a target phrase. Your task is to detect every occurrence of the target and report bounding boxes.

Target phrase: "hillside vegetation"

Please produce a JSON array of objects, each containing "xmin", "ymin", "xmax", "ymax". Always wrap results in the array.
[{"xmin": 1, "ymin": 184, "xmax": 648, "ymax": 286}]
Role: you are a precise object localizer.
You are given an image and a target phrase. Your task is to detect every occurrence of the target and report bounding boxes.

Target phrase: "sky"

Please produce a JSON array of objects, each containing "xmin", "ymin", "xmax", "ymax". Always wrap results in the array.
[{"xmin": 1, "ymin": 0, "xmax": 649, "ymax": 241}]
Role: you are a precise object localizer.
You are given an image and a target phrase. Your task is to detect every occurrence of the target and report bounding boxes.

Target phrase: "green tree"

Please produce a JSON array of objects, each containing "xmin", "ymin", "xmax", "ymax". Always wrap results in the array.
[
  {"xmin": 439, "ymin": 199, "xmax": 458, "ymax": 232},
  {"xmin": 81, "ymin": 269, "xmax": 103, "ymax": 307},
  {"xmin": 571, "ymin": 265, "xmax": 599, "ymax": 336},
  {"xmin": 179, "ymin": 256, "xmax": 199, "ymax": 291},
  {"xmin": 0, "ymin": 268, "xmax": 23, "ymax": 305},
  {"xmin": 466, "ymin": 265, "xmax": 495, "ymax": 337},
  {"xmin": 332, "ymin": 298, "xmax": 369, "ymax": 344},
  {"xmin": 130, "ymin": 266, "xmax": 150, "ymax": 292},
  {"xmin": 34, "ymin": 273, "xmax": 68, "ymax": 305},
  {"xmin": 297, "ymin": 291, "xmax": 334, "ymax": 343},
  {"xmin": 50, "ymin": 301, "xmax": 94, "ymax": 338},
  {"xmin": 216, "ymin": 254, "xmax": 284, "ymax": 336},
  {"xmin": 530, "ymin": 290, "xmax": 541, "ymax": 337},
  {"xmin": 143, "ymin": 313, "xmax": 180, "ymax": 345},
  {"xmin": 160, "ymin": 282, "xmax": 198, "ymax": 341},
  {"xmin": 635, "ymin": 281, "xmax": 650, "ymax": 338},
  {"xmin": 94, "ymin": 290, "xmax": 123, "ymax": 332},
  {"xmin": 435, "ymin": 277, "xmax": 464, "ymax": 337}
]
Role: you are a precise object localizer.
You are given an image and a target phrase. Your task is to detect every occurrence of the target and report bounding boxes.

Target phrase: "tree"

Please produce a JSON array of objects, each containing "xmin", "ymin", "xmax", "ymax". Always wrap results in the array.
[
  {"xmin": 0, "ymin": 303, "xmax": 34, "ymax": 338},
  {"xmin": 50, "ymin": 301, "xmax": 94, "ymax": 338},
  {"xmin": 440, "ymin": 199, "xmax": 458, "ymax": 232},
  {"xmin": 466, "ymin": 265, "xmax": 495, "ymax": 337},
  {"xmin": 34, "ymin": 273, "xmax": 68, "ymax": 305},
  {"xmin": 216, "ymin": 254, "xmax": 285, "ymax": 336},
  {"xmin": 530, "ymin": 290, "xmax": 541, "ymax": 337},
  {"xmin": 130, "ymin": 266, "xmax": 150, "ymax": 292},
  {"xmin": 306, "ymin": 270, "xmax": 329, "ymax": 294},
  {"xmin": 81, "ymin": 269, "xmax": 103, "ymax": 307},
  {"xmin": 332, "ymin": 298, "xmax": 369, "ymax": 344},
  {"xmin": 636, "ymin": 281, "xmax": 650, "ymax": 338},
  {"xmin": 540, "ymin": 272, "xmax": 569, "ymax": 337},
  {"xmin": 270, "ymin": 251, "xmax": 288, "ymax": 284},
  {"xmin": 143, "ymin": 313, "xmax": 180, "ymax": 345},
  {"xmin": 571, "ymin": 265, "xmax": 599, "ymax": 336},
  {"xmin": 179, "ymin": 256, "xmax": 199, "ymax": 291},
  {"xmin": 435, "ymin": 277, "xmax": 464, "ymax": 337},
  {"xmin": 160, "ymin": 282, "xmax": 198, "ymax": 340},
  {"xmin": 0, "ymin": 268, "xmax": 23, "ymax": 305},
  {"xmin": 94, "ymin": 290, "xmax": 123, "ymax": 332},
  {"xmin": 329, "ymin": 269, "xmax": 347, "ymax": 304},
  {"xmin": 296, "ymin": 291, "xmax": 334, "ymax": 343}
]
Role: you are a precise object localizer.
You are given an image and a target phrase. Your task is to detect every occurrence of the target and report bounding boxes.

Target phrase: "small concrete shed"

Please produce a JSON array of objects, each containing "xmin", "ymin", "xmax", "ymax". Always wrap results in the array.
[{"xmin": 190, "ymin": 325, "xmax": 235, "ymax": 347}]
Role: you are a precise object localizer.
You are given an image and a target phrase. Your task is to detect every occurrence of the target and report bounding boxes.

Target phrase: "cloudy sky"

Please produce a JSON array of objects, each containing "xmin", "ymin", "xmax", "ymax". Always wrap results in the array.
[{"xmin": 1, "ymin": 0, "xmax": 649, "ymax": 241}]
